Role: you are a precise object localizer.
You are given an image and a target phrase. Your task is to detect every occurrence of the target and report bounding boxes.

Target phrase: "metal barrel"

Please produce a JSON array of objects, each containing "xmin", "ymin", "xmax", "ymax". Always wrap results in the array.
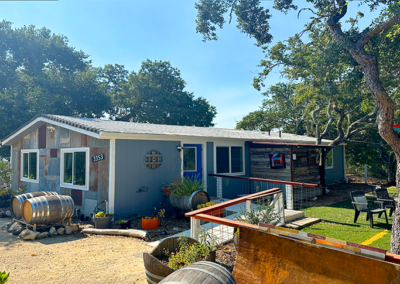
[
  {"xmin": 159, "ymin": 261, "xmax": 236, "ymax": 284},
  {"xmin": 21, "ymin": 195, "xmax": 74, "ymax": 224},
  {"xmin": 11, "ymin": 191, "xmax": 58, "ymax": 219},
  {"xmin": 169, "ymin": 190, "xmax": 210, "ymax": 212}
]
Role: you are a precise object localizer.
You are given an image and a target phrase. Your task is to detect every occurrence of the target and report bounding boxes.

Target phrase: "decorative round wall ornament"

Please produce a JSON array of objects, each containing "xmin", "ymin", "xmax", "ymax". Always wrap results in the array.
[{"xmin": 144, "ymin": 150, "xmax": 163, "ymax": 169}]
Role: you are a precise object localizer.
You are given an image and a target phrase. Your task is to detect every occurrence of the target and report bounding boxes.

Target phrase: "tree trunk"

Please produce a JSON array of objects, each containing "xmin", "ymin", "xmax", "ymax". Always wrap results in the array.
[{"xmin": 387, "ymin": 154, "xmax": 396, "ymax": 185}]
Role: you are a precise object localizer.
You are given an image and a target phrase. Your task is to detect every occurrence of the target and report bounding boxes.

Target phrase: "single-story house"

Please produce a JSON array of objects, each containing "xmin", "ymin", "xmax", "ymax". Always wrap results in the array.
[{"xmin": 1, "ymin": 115, "xmax": 346, "ymax": 218}]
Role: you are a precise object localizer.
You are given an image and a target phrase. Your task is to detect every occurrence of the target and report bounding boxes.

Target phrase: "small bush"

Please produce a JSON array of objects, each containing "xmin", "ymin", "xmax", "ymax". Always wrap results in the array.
[
  {"xmin": 0, "ymin": 271, "xmax": 9, "ymax": 284},
  {"xmin": 235, "ymin": 197, "xmax": 282, "ymax": 225},
  {"xmin": 169, "ymin": 176, "xmax": 204, "ymax": 197}
]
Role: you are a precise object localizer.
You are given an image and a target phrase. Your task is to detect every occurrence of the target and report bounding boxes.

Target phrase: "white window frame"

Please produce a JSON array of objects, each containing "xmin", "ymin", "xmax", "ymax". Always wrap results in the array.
[
  {"xmin": 325, "ymin": 148, "xmax": 334, "ymax": 169},
  {"xmin": 20, "ymin": 149, "xmax": 39, "ymax": 183},
  {"xmin": 183, "ymin": 147, "xmax": 197, "ymax": 172},
  {"xmin": 60, "ymin": 147, "xmax": 90, "ymax": 191},
  {"xmin": 214, "ymin": 143, "xmax": 245, "ymax": 176}
]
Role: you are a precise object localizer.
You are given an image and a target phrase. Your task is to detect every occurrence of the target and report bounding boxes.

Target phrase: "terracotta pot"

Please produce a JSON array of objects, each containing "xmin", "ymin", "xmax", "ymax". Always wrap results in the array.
[
  {"xmin": 142, "ymin": 217, "xmax": 159, "ymax": 230},
  {"xmin": 162, "ymin": 187, "xmax": 171, "ymax": 196}
]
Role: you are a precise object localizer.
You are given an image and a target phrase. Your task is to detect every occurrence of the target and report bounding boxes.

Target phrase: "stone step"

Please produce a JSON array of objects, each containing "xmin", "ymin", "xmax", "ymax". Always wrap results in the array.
[{"xmin": 284, "ymin": 209, "xmax": 305, "ymax": 223}]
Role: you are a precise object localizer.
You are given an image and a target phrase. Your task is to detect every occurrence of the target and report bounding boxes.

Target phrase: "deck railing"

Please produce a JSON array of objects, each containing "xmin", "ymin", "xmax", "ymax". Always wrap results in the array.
[
  {"xmin": 186, "ymin": 187, "xmax": 283, "ymax": 241},
  {"xmin": 207, "ymin": 174, "xmax": 319, "ymax": 210}
]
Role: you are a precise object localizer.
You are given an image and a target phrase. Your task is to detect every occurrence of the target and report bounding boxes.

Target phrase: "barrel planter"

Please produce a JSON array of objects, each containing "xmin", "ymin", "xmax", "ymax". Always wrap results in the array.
[
  {"xmin": 159, "ymin": 261, "xmax": 237, "ymax": 284},
  {"xmin": 169, "ymin": 190, "xmax": 210, "ymax": 212},
  {"xmin": 11, "ymin": 191, "xmax": 58, "ymax": 219},
  {"xmin": 21, "ymin": 195, "xmax": 74, "ymax": 224},
  {"xmin": 143, "ymin": 236, "xmax": 216, "ymax": 284}
]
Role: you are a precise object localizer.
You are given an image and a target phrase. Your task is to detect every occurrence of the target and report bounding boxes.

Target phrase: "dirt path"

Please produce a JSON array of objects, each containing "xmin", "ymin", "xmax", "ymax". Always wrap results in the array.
[{"xmin": 0, "ymin": 218, "xmax": 151, "ymax": 284}]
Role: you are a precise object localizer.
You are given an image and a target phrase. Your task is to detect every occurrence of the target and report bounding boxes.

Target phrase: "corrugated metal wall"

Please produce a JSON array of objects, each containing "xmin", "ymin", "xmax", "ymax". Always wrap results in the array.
[{"xmin": 114, "ymin": 139, "xmax": 181, "ymax": 218}]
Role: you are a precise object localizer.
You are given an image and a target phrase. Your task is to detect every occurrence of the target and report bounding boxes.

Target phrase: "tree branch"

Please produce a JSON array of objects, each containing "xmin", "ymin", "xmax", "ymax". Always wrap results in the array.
[
  {"xmin": 357, "ymin": 14, "xmax": 400, "ymax": 48},
  {"xmin": 346, "ymin": 104, "xmax": 379, "ymax": 136}
]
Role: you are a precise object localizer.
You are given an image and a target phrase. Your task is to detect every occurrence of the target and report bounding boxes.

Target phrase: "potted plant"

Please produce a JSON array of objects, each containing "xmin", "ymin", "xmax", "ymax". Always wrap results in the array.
[
  {"xmin": 168, "ymin": 176, "xmax": 210, "ymax": 211},
  {"xmin": 142, "ymin": 216, "xmax": 159, "ymax": 230},
  {"xmin": 118, "ymin": 219, "xmax": 131, "ymax": 229},
  {"xmin": 93, "ymin": 211, "xmax": 113, "ymax": 229},
  {"xmin": 196, "ymin": 201, "xmax": 225, "ymax": 217},
  {"xmin": 143, "ymin": 231, "xmax": 216, "ymax": 283}
]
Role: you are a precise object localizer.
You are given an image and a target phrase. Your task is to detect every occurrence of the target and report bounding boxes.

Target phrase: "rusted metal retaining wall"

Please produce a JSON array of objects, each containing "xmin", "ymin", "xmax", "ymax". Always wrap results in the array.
[{"xmin": 233, "ymin": 227, "xmax": 400, "ymax": 284}]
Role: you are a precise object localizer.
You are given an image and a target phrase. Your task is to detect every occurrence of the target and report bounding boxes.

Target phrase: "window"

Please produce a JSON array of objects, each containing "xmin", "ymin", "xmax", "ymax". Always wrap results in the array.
[
  {"xmin": 216, "ymin": 146, "xmax": 244, "ymax": 174},
  {"xmin": 61, "ymin": 148, "xmax": 89, "ymax": 190},
  {"xmin": 183, "ymin": 147, "xmax": 196, "ymax": 171},
  {"xmin": 21, "ymin": 150, "xmax": 39, "ymax": 183},
  {"xmin": 325, "ymin": 149, "xmax": 333, "ymax": 168}
]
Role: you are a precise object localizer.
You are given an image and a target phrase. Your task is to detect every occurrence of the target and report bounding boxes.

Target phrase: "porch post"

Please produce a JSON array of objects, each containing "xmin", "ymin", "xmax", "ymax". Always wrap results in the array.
[
  {"xmin": 246, "ymin": 200, "xmax": 251, "ymax": 213},
  {"xmin": 274, "ymin": 192, "xmax": 285, "ymax": 226},
  {"xmin": 217, "ymin": 177, "xmax": 222, "ymax": 198},
  {"xmin": 190, "ymin": 217, "xmax": 200, "ymax": 240},
  {"xmin": 285, "ymin": 184, "xmax": 293, "ymax": 210}
]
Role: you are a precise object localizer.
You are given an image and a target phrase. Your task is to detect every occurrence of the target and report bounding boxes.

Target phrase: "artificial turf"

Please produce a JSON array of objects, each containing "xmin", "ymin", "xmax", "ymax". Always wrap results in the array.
[{"xmin": 300, "ymin": 199, "xmax": 393, "ymax": 251}]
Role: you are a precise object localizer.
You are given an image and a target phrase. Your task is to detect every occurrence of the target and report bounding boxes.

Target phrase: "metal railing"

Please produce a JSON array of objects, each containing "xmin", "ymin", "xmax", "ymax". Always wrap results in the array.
[
  {"xmin": 207, "ymin": 174, "xmax": 319, "ymax": 210},
  {"xmin": 186, "ymin": 187, "xmax": 283, "ymax": 242}
]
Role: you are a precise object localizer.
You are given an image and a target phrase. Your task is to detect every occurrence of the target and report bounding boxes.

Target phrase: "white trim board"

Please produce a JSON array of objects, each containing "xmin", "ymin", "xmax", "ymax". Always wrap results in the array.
[
  {"xmin": 20, "ymin": 149, "xmax": 39, "ymax": 184},
  {"xmin": 60, "ymin": 147, "xmax": 90, "ymax": 191},
  {"xmin": 2, "ymin": 117, "xmax": 101, "ymax": 145},
  {"xmin": 108, "ymin": 138, "xmax": 116, "ymax": 214}
]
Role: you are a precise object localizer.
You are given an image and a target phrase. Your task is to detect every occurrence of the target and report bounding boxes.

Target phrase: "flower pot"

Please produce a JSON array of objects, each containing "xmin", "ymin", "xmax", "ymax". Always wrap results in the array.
[
  {"xmin": 143, "ymin": 236, "xmax": 216, "ymax": 284},
  {"xmin": 169, "ymin": 190, "xmax": 210, "ymax": 212},
  {"xmin": 120, "ymin": 222, "xmax": 131, "ymax": 229},
  {"xmin": 162, "ymin": 187, "xmax": 171, "ymax": 196},
  {"xmin": 93, "ymin": 216, "xmax": 112, "ymax": 229},
  {"xmin": 142, "ymin": 217, "xmax": 159, "ymax": 230}
]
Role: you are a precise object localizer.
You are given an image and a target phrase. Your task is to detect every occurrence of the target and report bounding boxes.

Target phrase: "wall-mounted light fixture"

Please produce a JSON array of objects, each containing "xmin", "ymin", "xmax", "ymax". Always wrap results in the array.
[
  {"xmin": 177, "ymin": 146, "xmax": 183, "ymax": 151},
  {"xmin": 47, "ymin": 126, "xmax": 56, "ymax": 132}
]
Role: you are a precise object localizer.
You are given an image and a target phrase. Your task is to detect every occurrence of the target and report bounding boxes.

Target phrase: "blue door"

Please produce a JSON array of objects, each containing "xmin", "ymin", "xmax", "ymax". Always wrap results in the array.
[{"xmin": 183, "ymin": 144, "xmax": 202, "ymax": 181}]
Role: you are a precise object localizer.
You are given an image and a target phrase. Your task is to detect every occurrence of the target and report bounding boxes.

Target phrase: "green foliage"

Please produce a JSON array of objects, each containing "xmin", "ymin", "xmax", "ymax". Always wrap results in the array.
[
  {"xmin": 169, "ymin": 176, "xmax": 204, "ymax": 197},
  {"xmin": 0, "ymin": 21, "xmax": 110, "ymax": 159},
  {"xmin": 164, "ymin": 230, "xmax": 216, "ymax": 270},
  {"xmin": 108, "ymin": 60, "xmax": 216, "ymax": 127},
  {"xmin": 117, "ymin": 219, "xmax": 128, "ymax": 224},
  {"xmin": 0, "ymin": 161, "xmax": 24, "ymax": 200},
  {"xmin": 235, "ymin": 197, "xmax": 282, "ymax": 226},
  {"xmin": 0, "ymin": 271, "xmax": 9, "ymax": 284}
]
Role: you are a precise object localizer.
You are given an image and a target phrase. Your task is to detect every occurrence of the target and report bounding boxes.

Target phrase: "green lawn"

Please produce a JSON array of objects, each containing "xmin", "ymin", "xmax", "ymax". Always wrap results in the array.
[{"xmin": 300, "ymin": 199, "xmax": 393, "ymax": 251}]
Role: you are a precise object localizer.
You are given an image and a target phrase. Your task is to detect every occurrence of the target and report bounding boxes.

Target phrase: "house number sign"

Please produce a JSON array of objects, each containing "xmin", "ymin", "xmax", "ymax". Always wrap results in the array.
[{"xmin": 92, "ymin": 153, "xmax": 105, "ymax": 163}]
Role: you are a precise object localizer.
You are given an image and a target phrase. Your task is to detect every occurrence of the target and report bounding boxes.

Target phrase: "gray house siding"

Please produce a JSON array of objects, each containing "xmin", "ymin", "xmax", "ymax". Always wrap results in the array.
[
  {"xmin": 326, "ymin": 145, "xmax": 346, "ymax": 185},
  {"xmin": 114, "ymin": 139, "xmax": 181, "ymax": 218}
]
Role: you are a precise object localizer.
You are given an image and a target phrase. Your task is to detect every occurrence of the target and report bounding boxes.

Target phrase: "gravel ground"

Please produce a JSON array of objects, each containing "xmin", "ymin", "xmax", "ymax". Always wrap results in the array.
[
  {"xmin": 216, "ymin": 242, "xmax": 237, "ymax": 272},
  {"xmin": 0, "ymin": 217, "xmax": 151, "ymax": 284}
]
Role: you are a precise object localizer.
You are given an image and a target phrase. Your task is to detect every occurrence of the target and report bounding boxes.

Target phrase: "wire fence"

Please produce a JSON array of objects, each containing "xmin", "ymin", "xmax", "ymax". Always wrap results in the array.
[{"xmin": 207, "ymin": 174, "xmax": 320, "ymax": 211}]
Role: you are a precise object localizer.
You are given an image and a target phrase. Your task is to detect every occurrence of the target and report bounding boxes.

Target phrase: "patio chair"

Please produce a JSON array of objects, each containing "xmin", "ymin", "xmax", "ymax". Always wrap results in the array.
[
  {"xmin": 375, "ymin": 188, "xmax": 396, "ymax": 217},
  {"xmin": 350, "ymin": 191, "xmax": 388, "ymax": 229}
]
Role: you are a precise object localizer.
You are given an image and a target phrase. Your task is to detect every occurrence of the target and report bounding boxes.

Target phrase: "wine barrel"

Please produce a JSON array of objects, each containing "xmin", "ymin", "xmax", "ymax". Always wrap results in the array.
[
  {"xmin": 169, "ymin": 190, "xmax": 210, "ymax": 212},
  {"xmin": 159, "ymin": 261, "xmax": 236, "ymax": 284},
  {"xmin": 143, "ymin": 237, "xmax": 216, "ymax": 284},
  {"xmin": 11, "ymin": 191, "xmax": 58, "ymax": 219},
  {"xmin": 21, "ymin": 195, "xmax": 74, "ymax": 224}
]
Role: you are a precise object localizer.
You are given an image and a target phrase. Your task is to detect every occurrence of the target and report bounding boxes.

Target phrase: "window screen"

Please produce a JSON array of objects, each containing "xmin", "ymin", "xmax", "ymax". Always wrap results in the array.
[{"xmin": 231, "ymin": 147, "xmax": 243, "ymax": 173}]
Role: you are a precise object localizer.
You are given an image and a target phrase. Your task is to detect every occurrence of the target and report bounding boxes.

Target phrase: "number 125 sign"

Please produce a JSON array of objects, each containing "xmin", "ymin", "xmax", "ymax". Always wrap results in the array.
[{"xmin": 92, "ymin": 153, "xmax": 105, "ymax": 163}]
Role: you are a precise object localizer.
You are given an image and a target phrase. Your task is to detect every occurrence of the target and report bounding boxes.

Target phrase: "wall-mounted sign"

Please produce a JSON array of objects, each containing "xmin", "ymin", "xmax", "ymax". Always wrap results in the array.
[
  {"xmin": 270, "ymin": 153, "xmax": 286, "ymax": 169},
  {"xmin": 144, "ymin": 150, "xmax": 163, "ymax": 169},
  {"xmin": 137, "ymin": 186, "xmax": 149, "ymax": 193},
  {"xmin": 92, "ymin": 153, "xmax": 105, "ymax": 163}
]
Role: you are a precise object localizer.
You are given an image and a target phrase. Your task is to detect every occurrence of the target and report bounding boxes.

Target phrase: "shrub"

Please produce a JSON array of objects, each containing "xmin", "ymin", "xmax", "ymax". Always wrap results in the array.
[
  {"xmin": 235, "ymin": 197, "xmax": 282, "ymax": 226},
  {"xmin": 118, "ymin": 219, "xmax": 128, "ymax": 224},
  {"xmin": 169, "ymin": 176, "xmax": 204, "ymax": 197},
  {"xmin": 164, "ymin": 230, "xmax": 216, "ymax": 270},
  {"xmin": 0, "ymin": 271, "xmax": 9, "ymax": 284}
]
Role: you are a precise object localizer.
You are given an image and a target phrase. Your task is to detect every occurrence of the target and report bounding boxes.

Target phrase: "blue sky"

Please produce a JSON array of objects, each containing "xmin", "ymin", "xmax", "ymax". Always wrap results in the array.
[{"xmin": 1, "ymin": 0, "xmax": 378, "ymax": 129}]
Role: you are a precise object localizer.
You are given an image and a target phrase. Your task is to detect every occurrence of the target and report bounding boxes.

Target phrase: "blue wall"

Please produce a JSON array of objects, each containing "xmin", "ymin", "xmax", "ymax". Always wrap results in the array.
[
  {"xmin": 325, "ymin": 145, "xmax": 346, "ymax": 185},
  {"xmin": 114, "ymin": 139, "xmax": 181, "ymax": 218}
]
